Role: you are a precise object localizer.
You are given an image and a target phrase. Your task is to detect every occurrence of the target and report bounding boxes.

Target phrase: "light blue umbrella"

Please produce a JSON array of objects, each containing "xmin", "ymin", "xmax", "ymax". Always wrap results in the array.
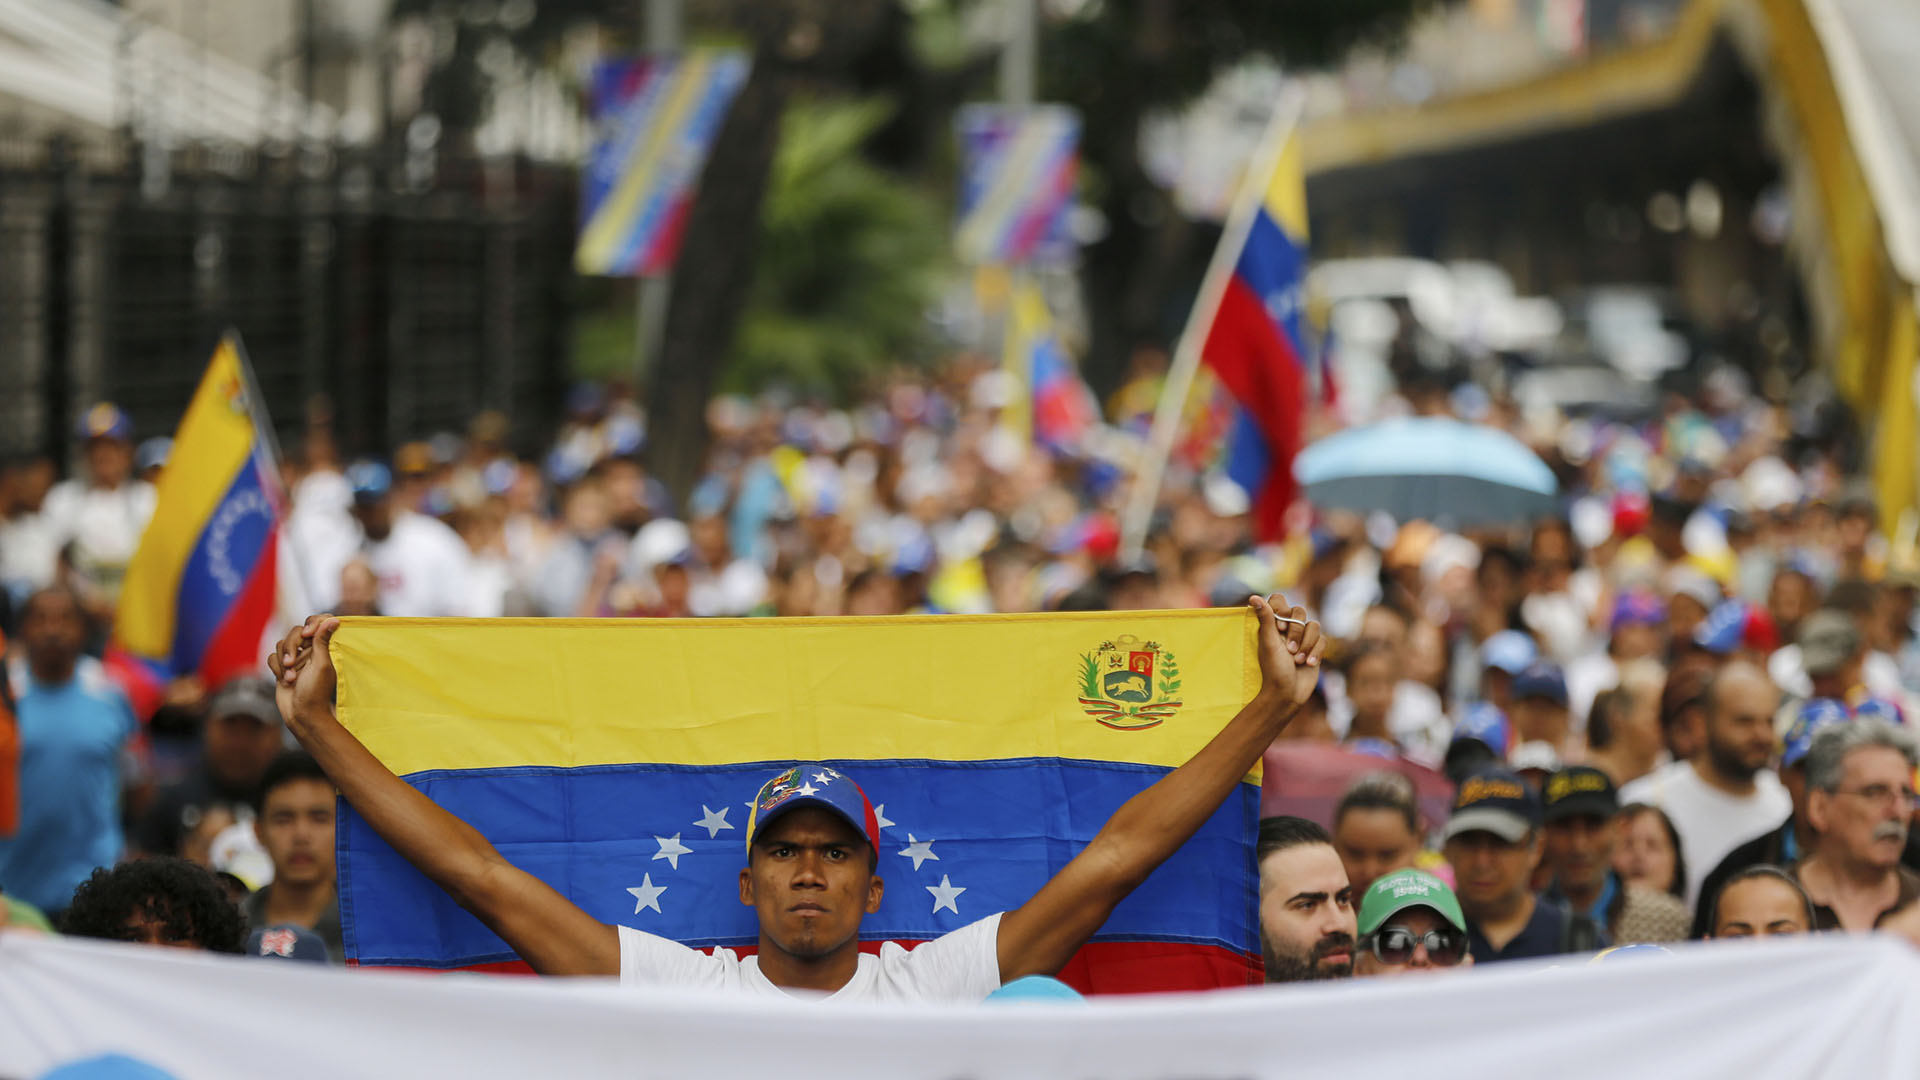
[{"xmin": 1293, "ymin": 417, "xmax": 1558, "ymax": 525}]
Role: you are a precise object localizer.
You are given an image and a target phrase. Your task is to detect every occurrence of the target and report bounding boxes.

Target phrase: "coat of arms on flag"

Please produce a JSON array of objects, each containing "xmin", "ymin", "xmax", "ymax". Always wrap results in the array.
[{"xmin": 1076, "ymin": 636, "xmax": 1183, "ymax": 731}]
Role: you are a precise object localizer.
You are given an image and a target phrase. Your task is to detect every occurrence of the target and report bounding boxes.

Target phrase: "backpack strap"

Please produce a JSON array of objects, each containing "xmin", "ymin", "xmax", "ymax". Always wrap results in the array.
[{"xmin": 1558, "ymin": 904, "xmax": 1602, "ymax": 954}]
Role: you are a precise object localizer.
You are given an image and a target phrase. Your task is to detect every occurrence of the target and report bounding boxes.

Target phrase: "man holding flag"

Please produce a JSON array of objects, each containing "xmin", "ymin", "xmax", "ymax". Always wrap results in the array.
[{"xmin": 269, "ymin": 596, "xmax": 1323, "ymax": 999}]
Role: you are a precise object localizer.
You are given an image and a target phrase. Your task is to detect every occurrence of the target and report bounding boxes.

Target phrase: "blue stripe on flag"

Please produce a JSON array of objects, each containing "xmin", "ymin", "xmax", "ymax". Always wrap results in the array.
[
  {"xmin": 341, "ymin": 758, "xmax": 1258, "ymax": 969},
  {"xmin": 607, "ymin": 55, "xmax": 750, "ymax": 273},
  {"xmin": 1221, "ymin": 405, "xmax": 1271, "ymax": 504},
  {"xmin": 167, "ymin": 460, "xmax": 275, "ymax": 675},
  {"xmin": 1235, "ymin": 210, "xmax": 1309, "ymax": 357}
]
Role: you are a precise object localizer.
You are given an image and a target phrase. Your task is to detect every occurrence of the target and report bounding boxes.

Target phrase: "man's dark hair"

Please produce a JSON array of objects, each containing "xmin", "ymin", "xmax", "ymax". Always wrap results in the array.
[
  {"xmin": 1659, "ymin": 666, "xmax": 1712, "ymax": 734},
  {"xmin": 252, "ymin": 749, "xmax": 330, "ymax": 815},
  {"xmin": 1588, "ymin": 687, "xmax": 1632, "ymax": 751},
  {"xmin": 20, "ymin": 583, "xmax": 86, "ymax": 623},
  {"xmin": 1341, "ymin": 639, "xmax": 1396, "ymax": 677},
  {"xmin": 1825, "ymin": 581, "xmax": 1877, "ymax": 617},
  {"xmin": 1332, "ymin": 771, "xmax": 1418, "ymax": 834},
  {"xmin": 1707, "ymin": 864, "xmax": 1815, "ymax": 932},
  {"xmin": 60, "ymin": 857, "xmax": 247, "ymax": 953},
  {"xmin": 1256, "ymin": 816, "xmax": 1333, "ymax": 863}
]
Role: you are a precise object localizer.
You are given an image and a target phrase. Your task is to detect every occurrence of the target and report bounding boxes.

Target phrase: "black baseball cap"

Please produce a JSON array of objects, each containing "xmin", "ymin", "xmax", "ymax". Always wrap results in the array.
[
  {"xmin": 1443, "ymin": 767, "xmax": 1541, "ymax": 843},
  {"xmin": 1541, "ymin": 766, "xmax": 1618, "ymax": 824}
]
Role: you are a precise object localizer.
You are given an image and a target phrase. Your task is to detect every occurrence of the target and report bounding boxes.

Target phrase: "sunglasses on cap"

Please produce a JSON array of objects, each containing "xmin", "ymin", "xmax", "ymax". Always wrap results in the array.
[{"xmin": 1363, "ymin": 926, "xmax": 1470, "ymax": 967}]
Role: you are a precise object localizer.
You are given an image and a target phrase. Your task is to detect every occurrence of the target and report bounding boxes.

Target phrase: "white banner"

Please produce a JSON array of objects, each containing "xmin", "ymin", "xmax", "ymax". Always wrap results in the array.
[{"xmin": 3, "ymin": 931, "xmax": 1919, "ymax": 1079}]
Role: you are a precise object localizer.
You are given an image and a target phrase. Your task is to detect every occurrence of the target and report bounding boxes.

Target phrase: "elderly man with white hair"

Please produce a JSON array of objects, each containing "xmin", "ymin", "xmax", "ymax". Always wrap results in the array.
[{"xmin": 1791, "ymin": 720, "xmax": 1920, "ymax": 931}]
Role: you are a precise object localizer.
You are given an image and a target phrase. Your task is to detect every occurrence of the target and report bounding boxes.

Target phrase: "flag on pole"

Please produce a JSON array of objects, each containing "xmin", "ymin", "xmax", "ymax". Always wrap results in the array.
[
  {"xmin": 1191, "ymin": 130, "xmax": 1311, "ymax": 541},
  {"xmin": 110, "ymin": 334, "xmax": 283, "ymax": 698},
  {"xmin": 1002, "ymin": 278, "xmax": 1097, "ymax": 452},
  {"xmin": 575, "ymin": 51, "xmax": 751, "ymax": 278},
  {"xmin": 0, "ymin": 658, "xmax": 16, "ymax": 839},
  {"xmin": 329, "ymin": 612, "xmax": 1264, "ymax": 993},
  {"xmin": 955, "ymin": 106, "xmax": 1079, "ymax": 266}
]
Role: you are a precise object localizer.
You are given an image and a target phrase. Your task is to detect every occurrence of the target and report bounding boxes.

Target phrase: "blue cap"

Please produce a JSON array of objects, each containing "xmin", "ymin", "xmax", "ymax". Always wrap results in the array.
[
  {"xmin": 246, "ymin": 924, "xmax": 330, "ymax": 963},
  {"xmin": 1782, "ymin": 698, "xmax": 1850, "ymax": 768},
  {"xmin": 986, "ymin": 975, "xmax": 1087, "ymax": 1005},
  {"xmin": 481, "ymin": 459, "xmax": 518, "ymax": 497},
  {"xmin": 1853, "ymin": 697, "xmax": 1907, "ymax": 727},
  {"xmin": 1512, "ymin": 661, "xmax": 1568, "ymax": 707},
  {"xmin": 346, "ymin": 461, "xmax": 392, "ymax": 504},
  {"xmin": 77, "ymin": 402, "xmax": 134, "ymax": 442},
  {"xmin": 1480, "ymin": 631, "xmax": 1537, "ymax": 675},
  {"xmin": 1451, "ymin": 702, "xmax": 1513, "ymax": 758},
  {"xmin": 1444, "ymin": 767, "xmax": 1541, "ymax": 843},
  {"xmin": 1695, "ymin": 599, "xmax": 1751, "ymax": 655},
  {"xmin": 744, "ymin": 764, "xmax": 880, "ymax": 855},
  {"xmin": 1609, "ymin": 590, "xmax": 1667, "ymax": 633}
]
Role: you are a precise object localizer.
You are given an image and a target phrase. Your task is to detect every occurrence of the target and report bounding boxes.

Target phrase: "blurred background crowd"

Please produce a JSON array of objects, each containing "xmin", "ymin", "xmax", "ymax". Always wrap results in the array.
[{"xmin": 2, "ymin": 0, "xmax": 1919, "ymax": 989}]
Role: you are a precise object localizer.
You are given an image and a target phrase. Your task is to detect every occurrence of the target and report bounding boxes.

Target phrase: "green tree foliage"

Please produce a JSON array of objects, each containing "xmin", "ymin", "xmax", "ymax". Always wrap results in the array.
[{"xmin": 723, "ymin": 98, "xmax": 949, "ymax": 398}]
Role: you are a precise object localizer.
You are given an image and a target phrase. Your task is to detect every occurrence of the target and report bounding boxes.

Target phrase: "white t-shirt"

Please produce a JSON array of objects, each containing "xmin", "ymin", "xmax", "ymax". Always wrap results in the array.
[
  {"xmin": 40, "ymin": 479, "xmax": 156, "ymax": 595},
  {"xmin": 616, "ymin": 913, "xmax": 1004, "ymax": 1003},
  {"xmin": 1619, "ymin": 761, "xmax": 1791, "ymax": 907},
  {"xmin": 366, "ymin": 511, "xmax": 477, "ymax": 618},
  {"xmin": 288, "ymin": 470, "xmax": 361, "ymax": 612}
]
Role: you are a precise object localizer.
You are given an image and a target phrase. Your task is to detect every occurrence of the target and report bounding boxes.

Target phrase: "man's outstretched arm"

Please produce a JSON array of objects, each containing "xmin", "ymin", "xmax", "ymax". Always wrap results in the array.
[
  {"xmin": 994, "ymin": 594, "xmax": 1322, "ymax": 982},
  {"xmin": 271, "ymin": 615, "xmax": 619, "ymax": 976}
]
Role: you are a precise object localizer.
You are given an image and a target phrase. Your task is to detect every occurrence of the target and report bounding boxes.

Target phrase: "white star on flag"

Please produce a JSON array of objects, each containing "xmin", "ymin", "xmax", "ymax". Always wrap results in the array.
[
  {"xmin": 926, "ymin": 874, "xmax": 966, "ymax": 915},
  {"xmin": 874, "ymin": 804, "xmax": 895, "ymax": 829},
  {"xmin": 897, "ymin": 834, "xmax": 939, "ymax": 871},
  {"xmin": 627, "ymin": 875, "xmax": 666, "ymax": 914},
  {"xmin": 653, "ymin": 834, "xmax": 692, "ymax": 869},
  {"xmin": 795, "ymin": 782, "xmax": 819, "ymax": 797},
  {"xmin": 693, "ymin": 805, "xmax": 734, "ymax": 839},
  {"xmin": 812, "ymin": 771, "xmax": 834, "ymax": 786}
]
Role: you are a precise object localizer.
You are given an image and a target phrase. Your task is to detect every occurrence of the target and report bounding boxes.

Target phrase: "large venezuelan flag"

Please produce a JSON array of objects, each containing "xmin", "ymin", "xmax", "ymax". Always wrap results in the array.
[
  {"xmin": 1197, "ymin": 132, "xmax": 1310, "ymax": 541},
  {"xmin": 112, "ymin": 335, "xmax": 282, "ymax": 695},
  {"xmin": 330, "ymin": 611, "xmax": 1265, "ymax": 993}
]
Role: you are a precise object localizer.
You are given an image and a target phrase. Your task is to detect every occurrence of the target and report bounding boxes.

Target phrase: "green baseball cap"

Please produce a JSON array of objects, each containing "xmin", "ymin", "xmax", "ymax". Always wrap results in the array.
[{"xmin": 1358, "ymin": 869, "xmax": 1467, "ymax": 936}]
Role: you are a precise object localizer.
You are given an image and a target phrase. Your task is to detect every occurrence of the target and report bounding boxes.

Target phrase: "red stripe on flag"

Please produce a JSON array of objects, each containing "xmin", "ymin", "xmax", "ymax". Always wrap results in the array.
[
  {"xmin": 197, "ymin": 530, "xmax": 278, "ymax": 688},
  {"xmin": 362, "ymin": 940, "xmax": 1259, "ymax": 995},
  {"xmin": 641, "ymin": 196, "xmax": 696, "ymax": 276},
  {"xmin": 1204, "ymin": 276, "xmax": 1307, "ymax": 541}
]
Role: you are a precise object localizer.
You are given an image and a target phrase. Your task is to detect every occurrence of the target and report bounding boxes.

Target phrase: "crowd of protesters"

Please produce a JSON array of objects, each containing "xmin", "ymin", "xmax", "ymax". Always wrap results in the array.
[{"xmin": 2, "ymin": 344, "xmax": 1919, "ymax": 987}]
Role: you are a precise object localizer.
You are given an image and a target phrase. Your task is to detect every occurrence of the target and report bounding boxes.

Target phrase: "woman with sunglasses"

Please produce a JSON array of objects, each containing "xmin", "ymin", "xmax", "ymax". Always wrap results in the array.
[{"xmin": 1354, "ymin": 869, "xmax": 1475, "ymax": 977}]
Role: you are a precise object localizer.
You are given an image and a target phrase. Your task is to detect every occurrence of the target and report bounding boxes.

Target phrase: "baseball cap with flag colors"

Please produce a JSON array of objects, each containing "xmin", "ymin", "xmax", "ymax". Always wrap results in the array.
[
  {"xmin": 1781, "ymin": 699, "xmax": 1850, "ymax": 768},
  {"xmin": 744, "ymin": 764, "xmax": 881, "ymax": 854}
]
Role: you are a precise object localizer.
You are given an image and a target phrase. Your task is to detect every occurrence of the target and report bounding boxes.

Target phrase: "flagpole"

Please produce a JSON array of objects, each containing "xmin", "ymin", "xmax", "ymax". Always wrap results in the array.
[
  {"xmin": 225, "ymin": 329, "xmax": 317, "ymax": 618},
  {"xmin": 1118, "ymin": 85, "xmax": 1306, "ymax": 561}
]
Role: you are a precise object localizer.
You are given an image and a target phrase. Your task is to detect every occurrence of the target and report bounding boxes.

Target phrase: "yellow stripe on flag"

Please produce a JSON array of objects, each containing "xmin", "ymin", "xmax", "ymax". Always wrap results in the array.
[
  {"xmin": 330, "ymin": 610, "xmax": 1262, "ymax": 778},
  {"xmin": 1263, "ymin": 133, "xmax": 1309, "ymax": 242},
  {"xmin": 999, "ymin": 277, "xmax": 1052, "ymax": 443},
  {"xmin": 575, "ymin": 54, "xmax": 714, "ymax": 273},
  {"xmin": 115, "ymin": 337, "xmax": 258, "ymax": 659}
]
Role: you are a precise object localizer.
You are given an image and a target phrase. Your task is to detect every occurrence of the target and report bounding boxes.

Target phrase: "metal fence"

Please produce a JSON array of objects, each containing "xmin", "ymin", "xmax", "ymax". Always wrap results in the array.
[{"xmin": 0, "ymin": 135, "xmax": 577, "ymax": 468}]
